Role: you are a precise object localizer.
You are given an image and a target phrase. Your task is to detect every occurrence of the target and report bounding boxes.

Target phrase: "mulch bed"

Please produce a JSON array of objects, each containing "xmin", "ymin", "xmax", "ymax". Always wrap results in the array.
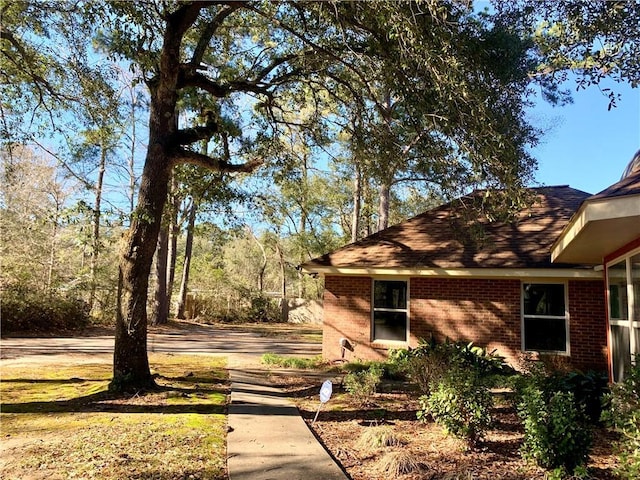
[{"xmin": 271, "ymin": 372, "xmax": 620, "ymax": 480}]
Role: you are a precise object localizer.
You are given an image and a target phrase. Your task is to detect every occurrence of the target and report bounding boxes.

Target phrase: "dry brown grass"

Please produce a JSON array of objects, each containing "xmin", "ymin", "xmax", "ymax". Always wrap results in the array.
[
  {"xmin": 375, "ymin": 450, "xmax": 425, "ymax": 476},
  {"xmin": 356, "ymin": 425, "xmax": 406, "ymax": 452}
]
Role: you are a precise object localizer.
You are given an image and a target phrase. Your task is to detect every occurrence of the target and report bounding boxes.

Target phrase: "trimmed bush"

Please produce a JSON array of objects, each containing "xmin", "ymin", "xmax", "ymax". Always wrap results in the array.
[
  {"xmin": 344, "ymin": 364, "xmax": 383, "ymax": 407},
  {"xmin": 246, "ymin": 294, "xmax": 281, "ymax": 322},
  {"xmin": 556, "ymin": 370, "xmax": 609, "ymax": 424},
  {"xmin": 418, "ymin": 364, "xmax": 493, "ymax": 448},
  {"xmin": 516, "ymin": 365, "xmax": 592, "ymax": 475}
]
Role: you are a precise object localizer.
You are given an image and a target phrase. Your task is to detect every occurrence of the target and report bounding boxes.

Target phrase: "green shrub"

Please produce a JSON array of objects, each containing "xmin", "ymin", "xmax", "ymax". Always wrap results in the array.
[
  {"xmin": 556, "ymin": 370, "xmax": 609, "ymax": 424},
  {"xmin": 418, "ymin": 364, "xmax": 493, "ymax": 448},
  {"xmin": 602, "ymin": 359, "xmax": 640, "ymax": 480},
  {"xmin": 512, "ymin": 362, "xmax": 608, "ymax": 425},
  {"xmin": 342, "ymin": 359, "xmax": 405, "ymax": 381},
  {"xmin": 517, "ymin": 368, "xmax": 592, "ymax": 475},
  {"xmin": 1, "ymin": 286, "xmax": 90, "ymax": 333},
  {"xmin": 344, "ymin": 364, "xmax": 383, "ymax": 407},
  {"xmin": 399, "ymin": 337, "xmax": 513, "ymax": 395},
  {"xmin": 246, "ymin": 294, "xmax": 281, "ymax": 322}
]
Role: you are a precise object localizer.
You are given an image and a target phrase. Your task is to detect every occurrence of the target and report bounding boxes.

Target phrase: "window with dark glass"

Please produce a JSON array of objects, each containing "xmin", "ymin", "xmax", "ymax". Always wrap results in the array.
[
  {"xmin": 523, "ymin": 283, "xmax": 567, "ymax": 353},
  {"xmin": 372, "ymin": 280, "xmax": 407, "ymax": 342}
]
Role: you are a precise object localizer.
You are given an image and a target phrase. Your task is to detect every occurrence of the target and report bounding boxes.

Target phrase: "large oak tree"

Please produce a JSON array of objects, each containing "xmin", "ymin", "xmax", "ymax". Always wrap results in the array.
[{"xmin": 3, "ymin": 1, "xmax": 581, "ymax": 390}]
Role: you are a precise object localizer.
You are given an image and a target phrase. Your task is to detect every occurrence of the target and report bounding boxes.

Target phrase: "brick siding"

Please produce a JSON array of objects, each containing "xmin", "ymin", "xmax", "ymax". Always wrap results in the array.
[
  {"xmin": 323, "ymin": 275, "xmax": 608, "ymax": 373},
  {"xmin": 567, "ymin": 280, "xmax": 608, "ymax": 371}
]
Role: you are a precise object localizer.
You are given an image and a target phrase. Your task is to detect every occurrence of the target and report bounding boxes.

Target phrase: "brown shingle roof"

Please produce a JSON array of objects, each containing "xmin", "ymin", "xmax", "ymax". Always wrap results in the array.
[
  {"xmin": 304, "ymin": 186, "xmax": 591, "ymax": 271},
  {"xmin": 589, "ymin": 166, "xmax": 640, "ymax": 200}
]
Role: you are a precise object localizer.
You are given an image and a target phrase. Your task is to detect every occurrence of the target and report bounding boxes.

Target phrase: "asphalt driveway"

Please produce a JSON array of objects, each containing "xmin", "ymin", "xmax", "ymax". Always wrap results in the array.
[{"xmin": 0, "ymin": 323, "xmax": 322, "ymax": 362}]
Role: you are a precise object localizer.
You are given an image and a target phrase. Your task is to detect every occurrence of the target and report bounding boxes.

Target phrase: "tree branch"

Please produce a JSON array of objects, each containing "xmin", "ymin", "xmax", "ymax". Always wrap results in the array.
[
  {"xmin": 190, "ymin": 3, "xmax": 243, "ymax": 67},
  {"xmin": 178, "ymin": 70, "xmax": 273, "ymax": 98},
  {"xmin": 173, "ymin": 123, "xmax": 219, "ymax": 146},
  {"xmin": 0, "ymin": 29, "xmax": 77, "ymax": 104},
  {"xmin": 171, "ymin": 148, "xmax": 263, "ymax": 173}
]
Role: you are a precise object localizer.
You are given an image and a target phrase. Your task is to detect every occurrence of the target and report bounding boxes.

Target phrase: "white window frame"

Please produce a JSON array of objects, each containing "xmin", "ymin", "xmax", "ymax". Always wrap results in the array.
[
  {"xmin": 371, "ymin": 278, "xmax": 409, "ymax": 344},
  {"xmin": 606, "ymin": 246, "xmax": 640, "ymax": 364},
  {"xmin": 521, "ymin": 281, "xmax": 570, "ymax": 355}
]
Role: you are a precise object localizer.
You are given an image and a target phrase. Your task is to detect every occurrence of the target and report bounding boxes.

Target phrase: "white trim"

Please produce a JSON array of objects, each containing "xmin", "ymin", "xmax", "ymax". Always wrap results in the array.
[
  {"xmin": 606, "ymin": 245, "xmax": 640, "ymax": 269},
  {"xmin": 521, "ymin": 281, "xmax": 570, "ymax": 356},
  {"xmin": 606, "ymin": 250, "xmax": 640, "ymax": 380},
  {"xmin": 304, "ymin": 266, "xmax": 602, "ymax": 279},
  {"xmin": 610, "ymin": 319, "xmax": 640, "ymax": 327},
  {"xmin": 606, "ymin": 247, "xmax": 640, "ymax": 361},
  {"xmin": 552, "ymin": 194, "xmax": 640, "ymax": 264}
]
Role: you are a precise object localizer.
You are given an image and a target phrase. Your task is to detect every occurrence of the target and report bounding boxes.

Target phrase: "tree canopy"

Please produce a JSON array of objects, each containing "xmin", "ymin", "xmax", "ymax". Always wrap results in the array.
[
  {"xmin": 2, "ymin": 0, "xmax": 637, "ymax": 390},
  {"xmin": 493, "ymin": 0, "xmax": 640, "ymax": 108}
]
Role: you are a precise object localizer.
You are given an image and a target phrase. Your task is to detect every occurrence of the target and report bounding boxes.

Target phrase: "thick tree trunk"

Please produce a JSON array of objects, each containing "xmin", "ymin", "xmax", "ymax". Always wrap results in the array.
[
  {"xmin": 176, "ymin": 199, "xmax": 197, "ymax": 320},
  {"xmin": 151, "ymin": 222, "xmax": 169, "ymax": 325},
  {"xmin": 112, "ymin": 7, "xmax": 189, "ymax": 389},
  {"xmin": 113, "ymin": 148, "xmax": 171, "ymax": 390},
  {"xmin": 111, "ymin": 3, "xmax": 256, "ymax": 390}
]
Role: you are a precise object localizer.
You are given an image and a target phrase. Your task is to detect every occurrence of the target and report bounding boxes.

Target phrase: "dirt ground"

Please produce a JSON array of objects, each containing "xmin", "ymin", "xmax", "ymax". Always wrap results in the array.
[{"xmin": 271, "ymin": 372, "xmax": 620, "ymax": 480}]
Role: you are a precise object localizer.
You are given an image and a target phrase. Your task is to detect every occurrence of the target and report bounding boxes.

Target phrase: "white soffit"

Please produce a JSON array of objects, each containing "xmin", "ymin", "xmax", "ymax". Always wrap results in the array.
[
  {"xmin": 302, "ymin": 266, "xmax": 602, "ymax": 279},
  {"xmin": 552, "ymin": 195, "xmax": 640, "ymax": 265}
]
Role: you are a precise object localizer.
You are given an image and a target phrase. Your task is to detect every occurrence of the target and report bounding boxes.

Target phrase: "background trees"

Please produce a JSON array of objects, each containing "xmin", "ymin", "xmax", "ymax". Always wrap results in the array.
[{"xmin": 1, "ymin": 0, "xmax": 637, "ymax": 390}]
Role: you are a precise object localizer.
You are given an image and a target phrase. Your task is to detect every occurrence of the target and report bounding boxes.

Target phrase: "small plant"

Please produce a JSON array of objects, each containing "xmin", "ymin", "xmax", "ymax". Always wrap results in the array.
[
  {"xmin": 356, "ymin": 425, "xmax": 405, "ymax": 452},
  {"xmin": 602, "ymin": 358, "xmax": 640, "ymax": 480},
  {"xmin": 418, "ymin": 364, "xmax": 493, "ymax": 448},
  {"xmin": 343, "ymin": 364, "xmax": 383, "ymax": 406},
  {"xmin": 517, "ymin": 367, "xmax": 592, "ymax": 475},
  {"xmin": 375, "ymin": 450, "xmax": 424, "ymax": 476}
]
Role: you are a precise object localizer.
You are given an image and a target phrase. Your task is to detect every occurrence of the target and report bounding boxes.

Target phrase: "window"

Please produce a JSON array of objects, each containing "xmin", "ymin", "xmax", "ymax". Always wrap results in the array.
[
  {"xmin": 607, "ymin": 251, "xmax": 640, "ymax": 382},
  {"xmin": 522, "ymin": 283, "xmax": 568, "ymax": 353},
  {"xmin": 372, "ymin": 280, "xmax": 408, "ymax": 342}
]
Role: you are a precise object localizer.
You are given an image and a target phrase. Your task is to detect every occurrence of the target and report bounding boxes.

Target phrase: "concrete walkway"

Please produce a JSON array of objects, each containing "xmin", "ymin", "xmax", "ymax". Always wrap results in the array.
[{"xmin": 227, "ymin": 368, "xmax": 349, "ymax": 480}]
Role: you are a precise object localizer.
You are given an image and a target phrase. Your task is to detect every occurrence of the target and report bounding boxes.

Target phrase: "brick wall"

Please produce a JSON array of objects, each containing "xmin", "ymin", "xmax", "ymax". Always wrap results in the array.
[
  {"xmin": 322, "ymin": 275, "xmax": 608, "ymax": 373},
  {"xmin": 322, "ymin": 276, "xmax": 376, "ymax": 361},
  {"xmin": 567, "ymin": 280, "xmax": 608, "ymax": 371},
  {"xmin": 409, "ymin": 277, "xmax": 523, "ymax": 368}
]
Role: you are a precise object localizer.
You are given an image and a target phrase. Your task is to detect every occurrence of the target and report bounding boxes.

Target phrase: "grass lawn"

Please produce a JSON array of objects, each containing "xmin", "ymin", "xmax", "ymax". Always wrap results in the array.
[
  {"xmin": 0, "ymin": 354, "xmax": 228, "ymax": 480},
  {"xmin": 207, "ymin": 321, "xmax": 323, "ymax": 343}
]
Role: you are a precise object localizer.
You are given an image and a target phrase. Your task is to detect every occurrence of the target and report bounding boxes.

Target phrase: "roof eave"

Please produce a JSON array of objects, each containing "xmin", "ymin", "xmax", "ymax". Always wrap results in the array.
[
  {"xmin": 552, "ymin": 194, "xmax": 640, "ymax": 265},
  {"xmin": 300, "ymin": 265, "xmax": 602, "ymax": 279}
]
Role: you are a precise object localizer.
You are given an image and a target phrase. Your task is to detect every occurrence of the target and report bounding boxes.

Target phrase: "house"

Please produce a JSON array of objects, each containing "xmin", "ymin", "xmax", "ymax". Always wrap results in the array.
[{"xmin": 302, "ymin": 151, "xmax": 640, "ymax": 381}]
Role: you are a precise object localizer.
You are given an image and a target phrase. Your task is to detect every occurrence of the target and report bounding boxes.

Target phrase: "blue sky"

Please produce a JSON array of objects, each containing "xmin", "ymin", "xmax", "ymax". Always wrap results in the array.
[{"xmin": 527, "ymin": 81, "xmax": 640, "ymax": 195}]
